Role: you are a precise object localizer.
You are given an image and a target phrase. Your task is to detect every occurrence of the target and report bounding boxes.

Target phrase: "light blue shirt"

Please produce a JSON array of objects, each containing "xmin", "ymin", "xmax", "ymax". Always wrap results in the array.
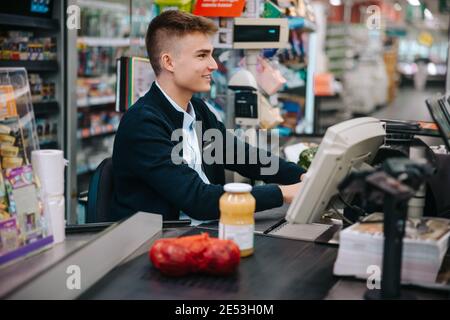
[{"xmin": 155, "ymin": 81, "xmax": 210, "ymax": 225}]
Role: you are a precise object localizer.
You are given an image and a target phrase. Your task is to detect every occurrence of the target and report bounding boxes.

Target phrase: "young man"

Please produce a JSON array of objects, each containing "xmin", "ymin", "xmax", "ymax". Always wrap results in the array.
[{"xmin": 111, "ymin": 10, "xmax": 305, "ymax": 221}]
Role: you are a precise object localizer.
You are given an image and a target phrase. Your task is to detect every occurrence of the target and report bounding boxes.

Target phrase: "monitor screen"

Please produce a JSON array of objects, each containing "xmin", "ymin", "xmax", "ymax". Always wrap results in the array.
[
  {"xmin": 233, "ymin": 25, "xmax": 281, "ymax": 43},
  {"xmin": 232, "ymin": 18, "xmax": 288, "ymax": 49}
]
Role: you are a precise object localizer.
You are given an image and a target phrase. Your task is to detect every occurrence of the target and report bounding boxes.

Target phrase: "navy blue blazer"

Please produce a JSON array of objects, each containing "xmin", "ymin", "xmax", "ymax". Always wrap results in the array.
[{"xmin": 111, "ymin": 82, "xmax": 305, "ymax": 221}]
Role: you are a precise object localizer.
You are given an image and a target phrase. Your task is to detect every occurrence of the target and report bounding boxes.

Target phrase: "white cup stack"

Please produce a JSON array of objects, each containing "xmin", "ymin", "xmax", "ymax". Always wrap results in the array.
[{"xmin": 31, "ymin": 150, "xmax": 67, "ymax": 244}]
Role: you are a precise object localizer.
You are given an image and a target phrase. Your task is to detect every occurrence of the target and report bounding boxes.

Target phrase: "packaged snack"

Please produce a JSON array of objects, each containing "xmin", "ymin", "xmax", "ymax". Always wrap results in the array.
[
  {"xmin": 0, "ymin": 134, "xmax": 15, "ymax": 145},
  {"xmin": 0, "ymin": 85, "xmax": 18, "ymax": 119},
  {"xmin": 4, "ymin": 165, "xmax": 45, "ymax": 245},
  {"xmin": 0, "ymin": 145, "xmax": 19, "ymax": 157},
  {"xmin": 2, "ymin": 157, "xmax": 23, "ymax": 169},
  {"xmin": 0, "ymin": 170, "xmax": 7, "ymax": 209},
  {"xmin": 0, "ymin": 218, "xmax": 20, "ymax": 254},
  {"xmin": 0, "ymin": 211, "xmax": 10, "ymax": 221},
  {"xmin": 0, "ymin": 124, "xmax": 11, "ymax": 135}
]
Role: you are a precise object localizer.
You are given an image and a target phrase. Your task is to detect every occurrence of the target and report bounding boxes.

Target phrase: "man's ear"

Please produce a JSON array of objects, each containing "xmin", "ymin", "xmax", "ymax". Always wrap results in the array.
[{"xmin": 160, "ymin": 53, "xmax": 175, "ymax": 73}]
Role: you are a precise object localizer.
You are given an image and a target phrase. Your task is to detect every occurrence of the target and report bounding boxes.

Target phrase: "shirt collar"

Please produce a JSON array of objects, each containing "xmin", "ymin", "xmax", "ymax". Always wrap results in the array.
[{"xmin": 155, "ymin": 81, "xmax": 195, "ymax": 124}]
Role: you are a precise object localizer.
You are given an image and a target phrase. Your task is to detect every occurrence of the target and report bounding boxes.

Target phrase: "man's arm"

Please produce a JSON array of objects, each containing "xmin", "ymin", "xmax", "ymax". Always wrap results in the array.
[{"xmin": 215, "ymin": 119, "xmax": 305, "ymax": 185}]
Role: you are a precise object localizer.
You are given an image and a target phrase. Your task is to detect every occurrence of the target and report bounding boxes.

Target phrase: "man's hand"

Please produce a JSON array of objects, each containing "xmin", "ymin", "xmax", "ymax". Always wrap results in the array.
[{"xmin": 279, "ymin": 174, "xmax": 305, "ymax": 204}]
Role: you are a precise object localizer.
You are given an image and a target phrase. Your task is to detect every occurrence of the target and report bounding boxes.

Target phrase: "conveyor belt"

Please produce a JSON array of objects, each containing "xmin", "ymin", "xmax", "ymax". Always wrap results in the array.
[{"xmin": 80, "ymin": 228, "xmax": 338, "ymax": 299}]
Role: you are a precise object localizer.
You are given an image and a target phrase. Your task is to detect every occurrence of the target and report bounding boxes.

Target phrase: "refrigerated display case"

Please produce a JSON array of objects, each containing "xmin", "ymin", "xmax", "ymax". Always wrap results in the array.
[{"xmin": 0, "ymin": 1, "xmax": 65, "ymax": 151}]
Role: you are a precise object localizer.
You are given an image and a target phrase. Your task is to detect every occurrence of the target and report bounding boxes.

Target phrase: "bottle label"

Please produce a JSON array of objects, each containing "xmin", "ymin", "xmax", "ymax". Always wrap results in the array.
[{"xmin": 219, "ymin": 223, "xmax": 254, "ymax": 250}]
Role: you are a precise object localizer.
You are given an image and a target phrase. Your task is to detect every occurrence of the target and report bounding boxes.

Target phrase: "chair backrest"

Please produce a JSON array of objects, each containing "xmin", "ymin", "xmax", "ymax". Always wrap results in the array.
[{"xmin": 86, "ymin": 158, "xmax": 114, "ymax": 223}]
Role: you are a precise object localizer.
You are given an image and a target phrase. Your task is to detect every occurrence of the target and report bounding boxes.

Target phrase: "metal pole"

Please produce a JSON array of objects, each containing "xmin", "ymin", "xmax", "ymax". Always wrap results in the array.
[
  {"xmin": 65, "ymin": 0, "xmax": 79, "ymax": 224},
  {"xmin": 381, "ymin": 194, "xmax": 408, "ymax": 299}
]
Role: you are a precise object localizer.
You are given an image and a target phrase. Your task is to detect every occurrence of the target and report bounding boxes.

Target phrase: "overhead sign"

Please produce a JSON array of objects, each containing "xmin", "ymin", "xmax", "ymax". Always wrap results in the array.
[{"xmin": 193, "ymin": 0, "xmax": 246, "ymax": 17}]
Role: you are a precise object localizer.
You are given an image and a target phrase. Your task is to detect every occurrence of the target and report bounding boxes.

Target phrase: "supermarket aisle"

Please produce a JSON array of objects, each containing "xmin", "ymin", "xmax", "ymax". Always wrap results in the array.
[{"xmin": 372, "ymin": 86, "xmax": 446, "ymax": 122}]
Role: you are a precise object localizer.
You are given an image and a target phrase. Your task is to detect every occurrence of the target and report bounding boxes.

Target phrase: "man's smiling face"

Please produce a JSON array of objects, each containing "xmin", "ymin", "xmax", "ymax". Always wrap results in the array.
[{"xmin": 169, "ymin": 32, "xmax": 218, "ymax": 94}]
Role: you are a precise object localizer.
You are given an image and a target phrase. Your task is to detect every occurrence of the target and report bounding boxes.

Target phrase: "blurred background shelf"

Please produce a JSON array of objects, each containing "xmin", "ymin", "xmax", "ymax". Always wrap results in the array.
[
  {"xmin": 77, "ymin": 96, "xmax": 116, "ymax": 108},
  {"xmin": 78, "ymin": 37, "xmax": 131, "ymax": 47},
  {"xmin": 77, "ymin": 127, "xmax": 117, "ymax": 140},
  {"xmin": 39, "ymin": 140, "xmax": 59, "ymax": 149},
  {"xmin": 33, "ymin": 101, "xmax": 59, "ymax": 116},
  {"xmin": 288, "ymin": 17, "xmax": 316, "ymax": 32},
  {"xmin": 0, "ymin": 13, "xmax": 59, "ymax": 30},
  {"xmin": 0, "ymin": 60, "xmax": 58, "ymax": 72}
]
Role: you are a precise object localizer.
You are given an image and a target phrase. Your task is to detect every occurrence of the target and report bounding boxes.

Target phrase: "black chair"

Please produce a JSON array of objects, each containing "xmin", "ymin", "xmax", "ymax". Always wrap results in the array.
[
  {"xmin": 77, "ymin": 157, "xmax": 191, "ymax": 228},
  {"xmin": 85, "ymin": 157, "xmax": 114, "ymax": 223}
]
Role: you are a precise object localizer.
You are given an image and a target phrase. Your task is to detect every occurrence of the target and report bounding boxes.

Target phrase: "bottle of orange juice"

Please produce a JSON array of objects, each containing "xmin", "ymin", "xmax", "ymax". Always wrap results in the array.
[{"xmin": 219, "ymin": 183, "xmax": 255, "ymax": 257}]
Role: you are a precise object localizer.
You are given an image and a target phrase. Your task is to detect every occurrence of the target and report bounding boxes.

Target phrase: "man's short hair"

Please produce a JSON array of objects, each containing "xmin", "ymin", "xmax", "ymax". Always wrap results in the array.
[{"xmin": 145, "ymin": 10, "xmax": 218, "ymax": 76}]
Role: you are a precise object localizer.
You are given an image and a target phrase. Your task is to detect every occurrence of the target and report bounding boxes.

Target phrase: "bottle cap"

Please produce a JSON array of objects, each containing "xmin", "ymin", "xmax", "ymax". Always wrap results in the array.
[{"xmin": 224, "ymin": 183, "xmax": 252, "ymax": 193}]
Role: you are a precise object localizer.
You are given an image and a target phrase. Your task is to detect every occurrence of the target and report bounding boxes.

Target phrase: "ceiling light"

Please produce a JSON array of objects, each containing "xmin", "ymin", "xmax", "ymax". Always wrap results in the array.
[
  {"xmin": 407, "ymin": 0, "xmax": 421, "ymax": 6},
  {"xmin": 424, "ymin": 8, "xmax": 433, "ymax": 20},
  {"xmin": 330, "ymin": 0, "xmax": 342, "ymax": 6}
]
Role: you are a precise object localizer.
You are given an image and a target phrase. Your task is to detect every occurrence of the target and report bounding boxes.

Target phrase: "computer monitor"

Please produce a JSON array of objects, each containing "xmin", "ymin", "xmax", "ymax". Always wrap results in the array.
[
  {"xmin": 233, "ymin": 18, "xmax": 289, "ymax": 49},
  {"xmin": 116, "ymin": 57, "xmax": 155, "ymax": 112},
  {"xmin": 426, "ymin": 96, "xmax": 450, "ymax": 151},
  {"xmin": 286, "ymin": 117, "xmax": 386, "ymax": 224},
  {"xmin": 439, "ymin": 96, "xmax": 450, "ymax": 119}
]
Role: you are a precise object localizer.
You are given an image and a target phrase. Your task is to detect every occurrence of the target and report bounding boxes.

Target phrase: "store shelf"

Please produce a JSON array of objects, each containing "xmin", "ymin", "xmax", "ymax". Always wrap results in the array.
[
  {"xmin": 77, "ymin": 126, "xmax": 117, "ymax": 140},
  {"xmin": 130, "ymin": 38, "xmax": 146, "ymax": 46},
  {"xmin": 288, "ymin": 17, "xmax": 316, "ymax": 32},
  {"xmin": 33, "ymin": 101, "xmax": 59, "ymax": 117},
  {"xmin": 0, "ymin": 13, "xmax": 59, "ymax": 30},
  {"xmin": 77, "ymin": 37, "xmax": 145, "ymax": 47},
  {"xmin": 39, "ymin": 140, "xmax": 58, "ymax": 148},
  {"xmin": 279, "ymin": 85, "xmax": 306, "ymax": 96},
  {"xmin": 282, "ymin": 61, "xmax": 306, "ymax": 71},
  {"xmin": 78, "ymin": 96, "xmax": 116, "ymax": 108},
  {"xmin": 77, "ymin": 0, "xmax": 128, "ymax": 12},
  {"xmin": 78, "ymin": 37, "xmax": 130, "ymax": 47},
  {"xmin": 0, "ymin": 60, "xmax": 58, "ymax": 72}
]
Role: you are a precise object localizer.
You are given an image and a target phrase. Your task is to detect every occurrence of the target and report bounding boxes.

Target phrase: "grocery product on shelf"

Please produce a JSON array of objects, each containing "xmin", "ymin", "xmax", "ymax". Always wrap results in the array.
[
  {"xmin": 29, "ymin": 73, "xmax": 56, "ymax": 103},
  {"xmin": 77, "ymin": 46, "xmax": 125, "ymax": 77},
  {"xmin": 77, "ymin": 111, "xmax": 120, "ymax": 139},
  {"xmin": 77, "ymin": 76, "xmax": 116, "ymax": 107},
  {"xmin": 35, "ymin": 117, "xmax": 58, "ymax": 145},
  {"xmin": 325, "ymin": 23, "xmax": 352, "ymax": 79},
  {"xmin": 0, "ymin": 31, "xmax": 57, "ymax": 61},
  {"xmin": 79, "ymin": 5, "xmax": 130, "ymax": 38},
  {"xmin": 384, "ymin": 39, "xmax": 399, "ymax": 104}
]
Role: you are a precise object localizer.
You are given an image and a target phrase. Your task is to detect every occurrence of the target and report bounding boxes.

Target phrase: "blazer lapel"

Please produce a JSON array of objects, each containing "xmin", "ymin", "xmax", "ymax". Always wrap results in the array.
[{"xmin": 146, "ymin": 82, "xmax": 184, "ymax": 129}]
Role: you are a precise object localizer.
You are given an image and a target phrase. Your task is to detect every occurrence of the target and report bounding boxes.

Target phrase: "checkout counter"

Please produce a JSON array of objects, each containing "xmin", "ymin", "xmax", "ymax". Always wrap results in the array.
[{"xmin": 1, "ymin": 203, "xmax": 449, "ymax": 300}]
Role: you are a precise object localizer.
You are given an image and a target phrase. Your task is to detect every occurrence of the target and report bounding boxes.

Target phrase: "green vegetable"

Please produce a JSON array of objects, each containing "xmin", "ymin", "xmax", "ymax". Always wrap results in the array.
[{"xmin": 298, "ymin": 146, "xmax": 319, "ymax": 171}]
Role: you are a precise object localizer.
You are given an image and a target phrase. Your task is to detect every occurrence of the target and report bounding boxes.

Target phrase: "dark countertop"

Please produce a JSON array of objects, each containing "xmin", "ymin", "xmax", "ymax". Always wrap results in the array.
[
  {"xmin": 80, "ymin": 224, "xmax": 450, "ymax": 300},
  {"xmin": 80, "ymin": 227, "xmax": 339, "ymax": 300}
]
